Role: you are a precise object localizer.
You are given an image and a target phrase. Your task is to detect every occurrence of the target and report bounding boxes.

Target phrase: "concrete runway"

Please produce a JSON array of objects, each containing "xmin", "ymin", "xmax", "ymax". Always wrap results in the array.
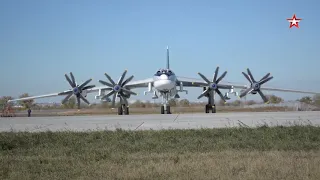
[{"xmin": 0, "ymin": 111, "xmax": 319, "ymax": 132}]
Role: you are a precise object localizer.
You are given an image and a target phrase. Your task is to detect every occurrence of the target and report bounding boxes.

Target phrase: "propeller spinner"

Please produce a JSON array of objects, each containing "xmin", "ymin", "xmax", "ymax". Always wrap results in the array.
[
  {"xmin": 239, "ymin": 68, "xmax": 273, "ymax": 103},
  {"xmin": 197, "ymin": 66, "xmax": 232, "ymax": 103},
  {"xmin": 58, "ymin": 72, "xmax": 95, "ymax": 109},
  {"xmin": 98, "ymin": 70, "xmax": 137, "ymax": 107}
]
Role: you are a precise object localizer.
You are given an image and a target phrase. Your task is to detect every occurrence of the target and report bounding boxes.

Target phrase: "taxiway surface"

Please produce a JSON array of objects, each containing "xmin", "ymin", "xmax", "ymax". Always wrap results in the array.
[{"xmin": 0, "ymin": 111, "xmax": 319, "ymax": 132}]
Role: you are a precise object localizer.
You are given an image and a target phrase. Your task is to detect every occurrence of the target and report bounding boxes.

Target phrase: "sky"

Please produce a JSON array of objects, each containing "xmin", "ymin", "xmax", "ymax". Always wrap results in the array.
[{"xmin": 1, "ymin": 0, "xmax": 319, "ymax": 104}]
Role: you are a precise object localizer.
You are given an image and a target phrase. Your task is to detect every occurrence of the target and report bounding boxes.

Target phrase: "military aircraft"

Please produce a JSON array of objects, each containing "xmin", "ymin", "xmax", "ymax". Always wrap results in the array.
[{"xmin": 8, "ymin": 47, "xmax": 320, "ymax": 115}]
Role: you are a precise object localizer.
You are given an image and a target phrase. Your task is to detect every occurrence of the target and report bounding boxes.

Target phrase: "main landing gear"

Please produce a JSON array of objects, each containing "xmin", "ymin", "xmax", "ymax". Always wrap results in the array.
[
  {"xmin": 118, "ymin": 104, "xmax": 129, "ymax": 115},
  {"xmin": 205, "ymin": 104, "xmax": 216, "ymax": 113},
  {"xmin": 160, "ymin": 92, "xmax": 172, "ymax": 114},
  {"xmin": 160, "ymin": 105, "xmax": 171, "ymax": 114}
]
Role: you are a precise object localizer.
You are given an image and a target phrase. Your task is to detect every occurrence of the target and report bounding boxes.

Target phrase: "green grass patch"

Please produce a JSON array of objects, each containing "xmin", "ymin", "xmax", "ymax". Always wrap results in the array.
[{"xmin": 1, "ymin": 126, "xmax": 320, "ymax": 179}]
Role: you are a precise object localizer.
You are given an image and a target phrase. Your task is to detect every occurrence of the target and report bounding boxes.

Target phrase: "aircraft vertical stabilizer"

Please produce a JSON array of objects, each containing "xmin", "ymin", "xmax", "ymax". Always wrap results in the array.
[{"xmin": 166, "ymin": 46, "xmax": 170, "ymax": 69}]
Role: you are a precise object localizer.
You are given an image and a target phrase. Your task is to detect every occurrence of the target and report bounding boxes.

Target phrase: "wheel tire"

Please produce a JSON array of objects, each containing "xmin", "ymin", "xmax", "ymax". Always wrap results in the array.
[
  {"xmin": 124, "ymin": 107, "xmax": 129, "ymax": 115},
  {"xmin": 167, "ymin": 106, "xmax": 171, "ymax": 114},
  {"xmin": 118, "ymin": 106, "xmax": 123, "ymax": 115},
  {"xmin": 212, "ymin": 105, "xmax": 216, "ymax": 113},
  {"xmin": 205, "ymin": 104, "xmax": 209, "ymax": 113},
  {"xmin": 161, "ymin": 106, "xmax": 165, "ymax": 114}
]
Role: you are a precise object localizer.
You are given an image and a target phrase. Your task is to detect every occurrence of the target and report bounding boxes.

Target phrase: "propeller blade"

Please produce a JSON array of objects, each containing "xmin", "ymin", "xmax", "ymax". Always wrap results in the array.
[
  {"xmin": 259, "ymin": 76, "xmax": 273, "ymax": 85},
  {"xmin": 82, "ymin": 85, "xmax": 96, "ymax": 90},
  {"xmin": 121, "ymin": 75, "xmax": 134, "ymax": 86},
  {"xmin": 239, "ymin": 87, "xmax": 254, "ymax": 98},
  {"xmin": 198, "ymin": 73, "xmax": 211, "ymax": 84},
  {"xmin": 79, "ymin": 78, "xmax": 92, "ymax": 90},
  {"xmin": 70, "ymin": 72, "xmax": 76, "ymax": 87},
  {"xmin": 242, "ymin": 72, "xmax": 252, "ymax": 83},
  {"xmin": 99, "ymin": 80, "xmax": 113, "ymax": 87},
  {"xmin": 216, "ymin": 71, "xmax": 227, "ymax": 84},
  {"xmin": 213, "ymin": 66, "xmax": 219, "ymax": 83},
  {"xmin": 104, "ymin": 73, "xmax": 116, "ymax": 85},
  {"xmin": 111, "ymin": 93, "xmax": 116, "ymax": 107},
  {"xmin": 258, "ymin": 90, "xmax": 268, "ymax": 103},
  {"xmin": 215, "ymin": 89, "xmax": 226, "ymax": 102},
  {"xmin": 260, "ymin": 73, "xmax": 271, "ymax": 82},
  {"xmin": 197, "ymin": 88, "xmax": 210, "ymax": 99},
  {"xmin": 76, "ymin": 96, "xmax": 81, "ymax": 109},
  {"xmin": 247, "ymin": 68, "xmax": 256, "ymax": 82},
  {"xmin": 65, "ymin": 74, "xmax": 75, "ymax": 88},
  {"xmin": 121, "ymin": 88, "xmax": 137, "ymax": 95},
  {"xmin": 62, "ymin": 93, "xmax": 73, "ymax": 104},
  {"xmin": 58, "ymin": 90, "xmax": 73, "ymax": 96},
  {"xmin": 79, "ymin": 94, "xmax": 90, "ymax": 105},
  {"xmin": 101, "ymin": 91, "xmax": 115, "ymax": 100},
  {"xmin": 118, "ymin": 70, "xmax": 127, "ymax": 85}
]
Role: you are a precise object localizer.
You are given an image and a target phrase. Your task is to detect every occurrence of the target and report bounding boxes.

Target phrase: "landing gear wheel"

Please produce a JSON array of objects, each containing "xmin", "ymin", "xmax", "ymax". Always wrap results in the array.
[
  {"xmin": 167, "ymin": 106, "xmax": 171, "ymax": 114},
  {"xmin": 118, "ymin": 106, "xmax": 123, "ymax": 115},
  {"xmin": 124, "ymin": 107, "xmax": 129, "ymax": 115},
  {"xmin": 161, "ymin": 106, "xmax": 165, "ymax": 114},
  {"xmin": 205, "ymin": 104, "xmax": 210, "ymax": 113},
  {"xmin": 212, "ymin": 105, "xmax": 216, "ymax": 113}
]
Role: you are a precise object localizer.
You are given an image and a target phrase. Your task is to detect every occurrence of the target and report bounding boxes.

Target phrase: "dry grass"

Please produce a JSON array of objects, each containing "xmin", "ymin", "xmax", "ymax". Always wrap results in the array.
[
  {"xmin": 1, "ymin": 126, "xmax": 320, "ymax": 179},
  {"xmin": 1, "ymin": 151, "xmax": 319, "ymax": 180}
]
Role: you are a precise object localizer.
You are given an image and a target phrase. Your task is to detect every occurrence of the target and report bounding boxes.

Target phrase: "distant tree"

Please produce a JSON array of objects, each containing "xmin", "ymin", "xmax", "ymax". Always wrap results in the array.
[
  {"xmin": 18, "ymin": 93, "xmax": 34, "ymax": 109},
  {"xmin": 168, "ymin": 99, "xmax": 177, "ymax": 107},
  {"xmin": 246, "ymin": 100, "xmax": 257, "ymax": 105},
  {"xmin": 299, "ymin": 96, "xmax": 313, "ymax": 104},
  {"xmin": 144, "ymin": 100, "xmax": 152, "ymax": 108},
  {"xmin": 218, "ymin": 99, "xmax": 226, "ymax": 106},
  {"xmin": 62, "ymin": 96, "xmax": 76, "ymax": 109},
  {"xmin": 131, "ymin": 100, "xmax": 146, "ymax": 108},
  {"xmin": 179, "ymin": 99, "xmax": 190, "ymax": 107},
  {"xmin": 232, "ymin": 100, "xmax": 242, "ymax": 106},
  {"xmin": 0, "ymin": 96, "xmax": 13, "ymax": 109},
  {"xmin": 313, "ymin": 94, "xmax": 320, "ymax": 106},
  {"xmin": 266, "ymin": 95, "xmax": 284, "ymax": 104}
]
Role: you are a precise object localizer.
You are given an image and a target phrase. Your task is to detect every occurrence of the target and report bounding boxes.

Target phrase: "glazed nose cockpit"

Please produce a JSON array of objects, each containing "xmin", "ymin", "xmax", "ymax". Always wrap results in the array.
[{"xmin": 154, "ymin": 69, "xmax": 175, "ymax": 76}]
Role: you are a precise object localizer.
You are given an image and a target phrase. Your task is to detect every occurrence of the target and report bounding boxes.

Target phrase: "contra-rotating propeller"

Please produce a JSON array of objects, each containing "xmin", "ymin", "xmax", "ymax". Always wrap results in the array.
[
  {"xmin": 58, "ymin": 72, "xmax": 95, "ymax": 109},
  {"xmin": 197, "ymin": 66, "xmax": 232, "ymax": 103},
  {"xmin": 98, "ymin": 70, "xmax": 137, "ymax": 107},
  {"xmin": 239, "ymin": 68, "xmax": 273, "ymax": 103}
]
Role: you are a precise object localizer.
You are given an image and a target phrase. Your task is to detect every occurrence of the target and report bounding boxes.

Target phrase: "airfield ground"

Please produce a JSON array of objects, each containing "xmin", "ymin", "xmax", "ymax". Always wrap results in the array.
[
  {"xmin": 10, "ymin": 105, "xmax": 299, "ymax": 117},
  {"xmin": 1, "ymin": 111, "xmax": 320, "ymax": 179}
]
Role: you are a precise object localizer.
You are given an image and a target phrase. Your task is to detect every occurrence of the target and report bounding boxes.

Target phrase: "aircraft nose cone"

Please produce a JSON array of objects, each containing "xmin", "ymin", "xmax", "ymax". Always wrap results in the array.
[{"xmin": 160, "ymin": 74, "xmax": 168, "ymax": 80}]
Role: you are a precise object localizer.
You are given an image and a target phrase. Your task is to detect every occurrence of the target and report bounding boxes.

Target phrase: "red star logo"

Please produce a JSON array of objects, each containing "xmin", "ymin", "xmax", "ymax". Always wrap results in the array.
[{"xmin": 287, "ymin": 14, "xmax": 302, "ymax": 28}]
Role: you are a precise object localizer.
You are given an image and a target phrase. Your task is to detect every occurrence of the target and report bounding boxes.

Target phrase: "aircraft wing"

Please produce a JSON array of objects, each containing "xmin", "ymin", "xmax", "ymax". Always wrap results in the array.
[
  {"xmin": 7, "ymin": 86, "xmax": 104, "ymax": 103},
  {"xmin": 177, "ymin": 76, "xmax": 320, "ymax": 95},
  {"xmin": 124, "ymin": 78, "xmax": 154, "ymax": 89}
]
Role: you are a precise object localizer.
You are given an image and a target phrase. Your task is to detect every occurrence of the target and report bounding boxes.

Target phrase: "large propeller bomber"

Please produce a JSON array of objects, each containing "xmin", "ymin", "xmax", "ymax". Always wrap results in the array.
[{"xmin": 59, "ymin": 68, "xmax": 273, "ymax": 109}]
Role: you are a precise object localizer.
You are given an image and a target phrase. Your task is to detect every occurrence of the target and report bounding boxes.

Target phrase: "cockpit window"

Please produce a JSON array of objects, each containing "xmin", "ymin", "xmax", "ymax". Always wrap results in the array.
[{"xmin": 154, "ymin": 69, "xmax": 175, "ymax": 76}]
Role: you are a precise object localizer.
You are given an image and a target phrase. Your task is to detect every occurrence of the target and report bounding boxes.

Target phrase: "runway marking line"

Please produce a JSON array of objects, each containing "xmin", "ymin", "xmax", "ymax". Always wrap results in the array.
[{"xmin": 135, "ymin": 122, "xmax": 145, "ymax": 130}]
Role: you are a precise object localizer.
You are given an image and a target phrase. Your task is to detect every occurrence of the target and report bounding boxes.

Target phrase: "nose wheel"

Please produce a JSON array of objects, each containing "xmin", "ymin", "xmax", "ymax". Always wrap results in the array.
[
  {"xmin": 161, "ymin": 105, "xmax": 171, "ymax": 114},
  {"xmin": 205, "ymin": 104, "xmax": 216, "ymax": 113},
  {"xmin": 118, "ymin": 104, "xmax": 129, "ymax": 115}
]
